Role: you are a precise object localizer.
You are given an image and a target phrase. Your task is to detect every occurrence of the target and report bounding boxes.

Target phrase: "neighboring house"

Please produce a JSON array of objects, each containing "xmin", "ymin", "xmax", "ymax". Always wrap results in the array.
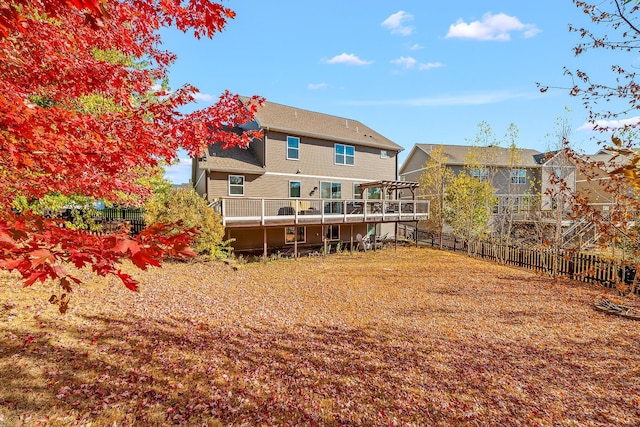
[
  {"xmin": 400, "ymin": 144, "xmax": 633, "ymax": 238},
  {"xmin": 192, "ymin": 99, "xmax": 429, "ymax": 255},
  {"xmin": 574, "ymin": 149, "xmax": 632, "ymax": 214},
  {"xmin": 532, "ymin": 150, "xmax": 577, "ymax": 212},
  {"xmin": 400, "ymin": 144, "xmax": 543, "ymax": 214}
]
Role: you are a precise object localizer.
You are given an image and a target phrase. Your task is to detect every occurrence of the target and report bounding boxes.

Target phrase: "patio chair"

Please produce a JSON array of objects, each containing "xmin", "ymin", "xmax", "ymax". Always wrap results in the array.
[{"xmin": 356, "ymin": 233, "xmax": 370, "ymax": 251}]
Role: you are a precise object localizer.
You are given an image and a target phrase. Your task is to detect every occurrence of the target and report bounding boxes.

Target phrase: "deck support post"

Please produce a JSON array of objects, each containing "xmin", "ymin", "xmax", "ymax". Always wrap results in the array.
[
  {"xmin": 394, "ymin": 222, "xmax": 398, "ymax": 251},
  {"xmin": 263, "ymin": 228, "xmax": 267, "ymax": 260},
  {"xmin": 350, "ymin": 224, "xmax": 354, "ymax": 254},
  {"xmin": 323, "ymin": 226, "xmax": 327, "ymax": 256}
]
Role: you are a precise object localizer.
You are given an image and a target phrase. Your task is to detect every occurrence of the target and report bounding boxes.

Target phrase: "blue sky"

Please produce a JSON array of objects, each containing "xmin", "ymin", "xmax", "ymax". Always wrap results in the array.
[{"xmin": 162, "ymin": 1, "xmax": 627, "ymax": 184}]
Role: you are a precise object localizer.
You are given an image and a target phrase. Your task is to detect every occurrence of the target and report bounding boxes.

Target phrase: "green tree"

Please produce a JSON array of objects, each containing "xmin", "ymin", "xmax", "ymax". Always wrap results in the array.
[
  {"xmin": 493, "ymin": 124, "xmax": 524, "ymax": 246},
  {"xmin": 444, "ymin": 173, "xmax": 496, "ymax": 254},
  {"xmin": 418, "ymin": 145, "xmax": 453, "ymax": 248},
  {"xmin": 144, "ymin": 187, "xmax": 231, "ymax": 259}
]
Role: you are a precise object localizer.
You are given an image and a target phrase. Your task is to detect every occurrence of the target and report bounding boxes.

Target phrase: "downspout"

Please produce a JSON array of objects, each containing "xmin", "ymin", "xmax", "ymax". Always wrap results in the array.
[{"xmin": 395, "ymin": 151, "xmax": 399, "ymax": 200}]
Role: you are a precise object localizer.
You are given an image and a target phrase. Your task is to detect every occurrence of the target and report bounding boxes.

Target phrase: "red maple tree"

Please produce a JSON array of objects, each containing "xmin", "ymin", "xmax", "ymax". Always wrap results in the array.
[{"xmin": 0, "ymin": 0, "xmax": 263, "ymax": 298}]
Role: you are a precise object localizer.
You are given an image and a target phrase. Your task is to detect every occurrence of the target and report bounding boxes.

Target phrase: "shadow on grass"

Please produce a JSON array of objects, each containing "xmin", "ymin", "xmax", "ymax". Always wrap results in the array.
[{"xmin": 1, "ymin": 310, "xmax": 640, "ymax": 426}]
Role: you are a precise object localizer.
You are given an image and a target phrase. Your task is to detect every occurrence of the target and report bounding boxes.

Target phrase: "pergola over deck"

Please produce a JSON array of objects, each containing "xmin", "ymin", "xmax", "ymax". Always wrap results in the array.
[{"xmin": 357, "ymin": 180, "xmax": 420, "ymax": 200}]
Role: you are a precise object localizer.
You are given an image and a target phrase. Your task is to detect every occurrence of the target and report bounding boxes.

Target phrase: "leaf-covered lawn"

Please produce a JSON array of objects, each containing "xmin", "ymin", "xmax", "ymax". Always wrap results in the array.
[{"xmin": 1, "ymin": 247, "xmax": 639, "ymax": 426}]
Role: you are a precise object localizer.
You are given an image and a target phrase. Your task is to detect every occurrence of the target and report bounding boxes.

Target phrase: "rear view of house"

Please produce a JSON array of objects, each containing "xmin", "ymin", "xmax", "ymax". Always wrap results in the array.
[{"xmin": 192, "ymin": 99, "xmax": 428, "ymax": 255}]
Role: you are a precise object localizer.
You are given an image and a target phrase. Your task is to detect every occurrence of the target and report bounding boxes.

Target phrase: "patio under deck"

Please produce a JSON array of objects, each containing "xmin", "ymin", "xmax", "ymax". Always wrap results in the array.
[{"xmin": 215, "ymin": 198, "xmax": 430, "ymax": 228}]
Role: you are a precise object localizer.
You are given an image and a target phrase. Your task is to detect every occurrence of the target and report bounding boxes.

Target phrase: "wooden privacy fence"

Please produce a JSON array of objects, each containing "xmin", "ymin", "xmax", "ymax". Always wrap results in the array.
[{"xmin": 399, "ymin": 225, "xmax": 638, "ymax": 295}]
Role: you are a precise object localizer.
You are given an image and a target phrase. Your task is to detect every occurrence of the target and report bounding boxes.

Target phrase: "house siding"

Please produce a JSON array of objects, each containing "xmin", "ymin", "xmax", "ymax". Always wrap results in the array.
[
  {"xmin": 204, "ymin": 130, "xmax": 398, "ymax": 201},
  {"xmin": 401, "ymin": 149, "xmax": 430, "ymax": 177},
  {"xmin": 264, "ymin": 131, "xmax": 396, "ymax": 180}
]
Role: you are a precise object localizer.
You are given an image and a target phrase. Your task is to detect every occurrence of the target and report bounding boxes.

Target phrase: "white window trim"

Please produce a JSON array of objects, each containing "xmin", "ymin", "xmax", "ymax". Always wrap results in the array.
[
  {"xmin": 353, "ymin": 183, "xmax": 362, "ymax": 199},
  {"xmin": 380, "ymin": 150, "xmax": 388, "ymax": 159},
  {"xmin": 320, "ymin": 181, "xmax": 342, "ymax": 199},
  {"xmin": 510, "ymin": 169, "xmax": 527, "ymax": 184},
  {"xmin": 287, "ymin": 136, "xmax": 300, "ymax": 160},
  {"xmin": 334, "ymin": 143, "xmax": 355, "ymax": 166},
  {"xmin": 472, "ymin": 168, "xmax": 489, "ymax": 182},
  {"xmin": 289, "ymin": 180, "xmax": 301, "ymax": 198},
  {"xmin": 228, "ymin": 175, "xmax": 245, "ymax": 196}
]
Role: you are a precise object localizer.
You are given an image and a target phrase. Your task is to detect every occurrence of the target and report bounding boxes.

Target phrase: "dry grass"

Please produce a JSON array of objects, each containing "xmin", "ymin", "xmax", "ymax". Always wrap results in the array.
[{"xmin": 1, "ymin": 247, "xmax": 639, "ymax": 426}]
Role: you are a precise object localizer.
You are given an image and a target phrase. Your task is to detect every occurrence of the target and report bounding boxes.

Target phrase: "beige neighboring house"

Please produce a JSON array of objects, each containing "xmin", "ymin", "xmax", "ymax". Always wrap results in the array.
[{"xmin": 192, "ymin": 99, "xmax": 429, "ymax": 255}]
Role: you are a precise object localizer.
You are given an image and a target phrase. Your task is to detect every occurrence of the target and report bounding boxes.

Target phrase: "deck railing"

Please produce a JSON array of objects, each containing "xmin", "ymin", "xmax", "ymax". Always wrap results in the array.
[{"xmin": 218, "ymin": 198, "xmax": 429, "ymax": 226}]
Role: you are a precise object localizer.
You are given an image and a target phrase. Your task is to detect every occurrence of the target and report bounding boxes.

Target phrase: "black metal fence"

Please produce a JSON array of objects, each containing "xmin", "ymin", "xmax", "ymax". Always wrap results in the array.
[{"xmin": 61, "ymin": 207, "xmax": 146, "ymax": 235}]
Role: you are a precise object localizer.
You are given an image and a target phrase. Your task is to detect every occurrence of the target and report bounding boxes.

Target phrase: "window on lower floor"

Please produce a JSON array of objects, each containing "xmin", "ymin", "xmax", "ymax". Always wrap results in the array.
[
  {"xmin": 367, "ymin": 187, "xmax": 381, "ymax": 200},
  {"xmin": 326, "ymin": 225, "xmax": 340, "ymax": 241},
  {"xmin": 228, "ymin": 175, "xmax": 244, "ymax": 196},
  {"xmin": 285, "ymin": 226, "xmax": 306, "ymax": 244},
  {"xmin": 321, "ymin": 182, "xmax": 342, "ymax": 214},
  {"xmin": 353, "ymin": 183, "xmax": 362, "ymax": 199}
]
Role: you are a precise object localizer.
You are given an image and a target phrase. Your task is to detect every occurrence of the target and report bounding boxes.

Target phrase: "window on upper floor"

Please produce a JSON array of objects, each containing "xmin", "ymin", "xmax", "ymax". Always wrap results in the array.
[
  {"xmin": 287, "ymin": 136, "xmax": 300, "ymax": 160},
  {"xmin": 289, "ymin": 180, "xmax": 301, "ymax": 198},
  {"xmin": 335, "ymin": 143, "xmax": 354, "ymax": 165},
  {"xmin": 380, "ymin": 150, "xmax": 388, "ymax": 158},
  {"xmin": 510, "ymin": 169, "xmax": 527, "ymax": 184},
  {"xmin": 228, "ymin": 175, "xmax": 244, "ymax": 196},
  {"xmin": 472, "ymin": 168, "xmax": 489, "ymax": 182}
]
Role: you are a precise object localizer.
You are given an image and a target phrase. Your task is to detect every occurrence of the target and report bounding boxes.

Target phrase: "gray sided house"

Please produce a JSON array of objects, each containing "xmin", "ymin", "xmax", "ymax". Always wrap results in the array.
[
  {"xmin": 192, "ymin": 99, "xmax": 429, "ymax": 255},
  {"xmin": 400, "ymin": 144, "xmax": 543, "ymax": 214}
]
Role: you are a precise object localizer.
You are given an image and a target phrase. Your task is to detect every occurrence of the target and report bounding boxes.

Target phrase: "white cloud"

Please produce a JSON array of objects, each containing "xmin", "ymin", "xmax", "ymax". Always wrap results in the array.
[
  {"xmin": 164, "ymin": 157, "xmax": 192, "ymax": 184},
  {"xmin": 391, "ymin": 56, "xmax": 417, "ymax": 69},
  {"xmin": 446, "ymin": 12, "xmax": 541, "ymax": 41},
  {"xmin": 381, "ymin": 11, "xmax": 415, "ymax": 36},
  {"xmin": 418, "ymin": 62, "xmax": 444, "ymax": 71},
  {"xmin": 325, "ymin": 53, "xmax": 373, "ymax": 66},
  {"xmin": 390, "ymin": 57, "xmax": 443, "ymax": 71},
  {"xmin": 577, "ymin": 117, "xmax": 640, "ymax": 132},
  {"xmin": 407, "ymin": 43, "xmax": 424, "ymax": 50},
  {"xmin": 346, "ymin": 90, "xmax": 535, "ymax": 107},
  {"xmin": 308, "ymin": 82, "xmax": 328, "ymax": 90},
  {"xmin": 193, "ymin": 92, "xmax": 214, "ymax": 102}
]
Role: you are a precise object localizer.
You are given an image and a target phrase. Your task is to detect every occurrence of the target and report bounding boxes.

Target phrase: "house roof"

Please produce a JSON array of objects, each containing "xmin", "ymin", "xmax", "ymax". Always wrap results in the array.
[
  {"xmin": 197, "ymin": 142, "xmax": 265, "ymax": 175},
  {"xmin": 581, "ymin": 149, "xmax": 635, "ymax": 173},
  {"xmin": 242, "ymin": 98, "xmax": 403, "ymax": 152},
  {"xmin": 412, "ymin": 144, "xmax": 542, "ymax": 168}
]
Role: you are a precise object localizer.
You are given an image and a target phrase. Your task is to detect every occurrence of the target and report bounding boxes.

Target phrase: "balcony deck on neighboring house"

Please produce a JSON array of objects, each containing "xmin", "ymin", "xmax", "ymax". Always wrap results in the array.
[{"xmin": 214, "ymin": 198, "xmax": 430, "ymax": 227}]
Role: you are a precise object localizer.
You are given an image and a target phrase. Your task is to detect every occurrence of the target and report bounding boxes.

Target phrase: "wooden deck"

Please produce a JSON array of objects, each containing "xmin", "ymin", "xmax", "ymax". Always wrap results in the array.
[{"xmin": 214, "ymin": 198, "xmax": 430, "ymax": 227}]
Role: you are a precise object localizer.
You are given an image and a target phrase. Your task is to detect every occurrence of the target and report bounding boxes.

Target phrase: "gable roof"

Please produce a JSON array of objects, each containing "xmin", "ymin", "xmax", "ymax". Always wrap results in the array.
[
  {"xmin": 410, "ymin": 144, "xmax": 542, "ymax": 168},
  {"xmin": 197, "ymin": 141, "xmax": 265, "ymax": 174},
  {"xmin": 241, "ymin": 98, "xmax": 403, "ymax": 152}
]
